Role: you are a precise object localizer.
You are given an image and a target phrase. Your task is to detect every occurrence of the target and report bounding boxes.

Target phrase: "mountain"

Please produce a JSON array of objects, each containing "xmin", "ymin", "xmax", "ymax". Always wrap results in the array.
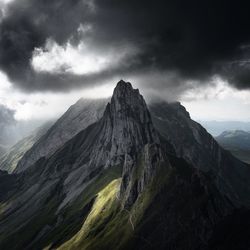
[
  {"xmin": 1, "ymin": 81, "xmax": 250, "ymax": 250},
  {"xmin": 0, "ymin": 104, "xmax": 48, "ymax": 148},
  {"xmin": 199, "ymin": 120, "xmax": 250, "ymax": 136},
  {"xmin": 14, "ymin": 98, "xmax": 108, "ymax": 173},
  {"xmin": 0, "ymin": 144, "xmax": 7, "ymax": 157},
  {"xmin": 149, "ymin": 102, "xmax": 250, "ymax": 207},
  {"xmin": 0, "ymin": 121, "xmax": 53, "ymax": 173},
  {"xmin": 216, "ymin": 130, "xmax": 250, "ymax": 148},
  {"xmin": 216, "ymin": 130, "xmax": 250, "ymax": 164}
]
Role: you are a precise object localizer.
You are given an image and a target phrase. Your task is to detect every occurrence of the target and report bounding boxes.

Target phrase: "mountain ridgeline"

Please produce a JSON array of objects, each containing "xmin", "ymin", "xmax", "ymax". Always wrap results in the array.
[
  {"xmin": 216, "ymin": 130, "xmax": 250, "ymax": 164},
  {"xmin": 0, "ymin": 80, "xmax": 250, "ymax": 250},
  {"xmin": 0, "ymin": 121, "xmax": 53, "ymax": 173},
  {"xmin": 14, "ymin": 98, "xmax": 108, "ymax": 173}
]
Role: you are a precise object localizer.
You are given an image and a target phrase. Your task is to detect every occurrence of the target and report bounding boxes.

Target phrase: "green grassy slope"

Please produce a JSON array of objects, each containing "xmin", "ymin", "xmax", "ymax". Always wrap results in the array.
[
  {"xmin": 0, "ymin": 165, "xmax": 122, "ymax": 250},
  {"xmin": 51, "ymin": 156, "xmax": 250, "ymax": 250},
  {"xmin": 55, "ymin": 161, "xmax": 171, "ymax": 250}
]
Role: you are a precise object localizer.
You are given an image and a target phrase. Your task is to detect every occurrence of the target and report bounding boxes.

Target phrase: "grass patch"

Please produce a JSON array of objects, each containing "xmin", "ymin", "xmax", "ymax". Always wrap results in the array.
[
  {"xmin": 43, "ymin": 165, "xmax": 123, "ymax": 249},
  {"xmin": 57, "ymin": 161, "xmax": 173, "ymax": 250},
  {"xmin": 58, "ymin": 179, "xmax": 123, "ymax": 250}
]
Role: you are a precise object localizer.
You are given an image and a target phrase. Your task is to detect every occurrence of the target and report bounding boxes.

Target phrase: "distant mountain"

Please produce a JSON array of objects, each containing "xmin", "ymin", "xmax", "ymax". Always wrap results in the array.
[
  {"xmin": 0, "ymin": 145, "xmax": 7, "ymax": 157},
  {"xmin": 0, "ymin": 104, "xmax": 48, "ymax": 148},
  {"xmin": 200, "ymin": 120, "xmax": 250, "ymax": 136},
  {"xmin": 216, "ymin": 130, "xmax": 250, "ymax": 164},
  {"xmin": 0, "ymin": 104, "xmax": 16, "ymax": 147},
  {"xmin": 0, "ymin": 121, "xmax": 53, "ymax": 173},
  {"xmin": 1, "ymin": 81, "xmax": 250, "ymax": 250},
  {"xmin": 14, "ymin": 98, "xmax": 108, "ymax": 173}
]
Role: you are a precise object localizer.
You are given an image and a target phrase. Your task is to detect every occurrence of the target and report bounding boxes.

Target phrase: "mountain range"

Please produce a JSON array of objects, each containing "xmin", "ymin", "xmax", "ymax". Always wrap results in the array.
[
  {"xmin": 199, "ymin": 120, "xmax": 250, "ymax": 136},
  {"xmin": 0, "ymin": 121, "xmax": 53, "ymax": 173},
  {"xmin": 216, "ymin": 130, "xmax": 250, "ymax": 164},
  {"xmin": 0, "ymin": 80, "xmax": 250, "ymax": 250},
  {"xmin": 0, "ymin": 144, "xmax": 7, "ymax": 157}
]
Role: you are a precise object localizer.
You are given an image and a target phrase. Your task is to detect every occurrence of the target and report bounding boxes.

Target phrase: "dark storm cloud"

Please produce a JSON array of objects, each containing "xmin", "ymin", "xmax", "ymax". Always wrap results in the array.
[
  {"xmin": 0, "ymin": 0, "xmax": 96, "ymax": 91},
  {"xmin": 1, "ymin": 0, "xmax": 250, "ymax": 92}
]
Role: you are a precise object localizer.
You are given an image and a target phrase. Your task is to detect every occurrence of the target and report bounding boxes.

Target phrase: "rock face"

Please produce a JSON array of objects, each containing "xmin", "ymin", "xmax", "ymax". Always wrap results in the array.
[
  {"xmin": 1, "ymin": 81, "xmax": 250, "ymax": 250},
  {"xmin": 41, "ymin": 80, "xmax": 163, "ymax": 209},
  {"xmin": 14, "ymin": 98, "xmax": 107, "ymax": 173},
  {"xmin": 106, "ymin": 81, "xmax": 164, "ymax": 206},
  {"xmin": 105, "ymin": 81, "xmax": 160, "ymax": 169},
  {"xmin": 45, "ymin": 81, "xmax": 159, "ymax": 171}
]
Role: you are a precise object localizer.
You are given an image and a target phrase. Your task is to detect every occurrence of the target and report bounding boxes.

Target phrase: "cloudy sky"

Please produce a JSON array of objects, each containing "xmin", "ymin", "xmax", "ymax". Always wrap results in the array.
[{"xmin": 0, "ymin": 0, "xmax": 250, "ymax": 124}]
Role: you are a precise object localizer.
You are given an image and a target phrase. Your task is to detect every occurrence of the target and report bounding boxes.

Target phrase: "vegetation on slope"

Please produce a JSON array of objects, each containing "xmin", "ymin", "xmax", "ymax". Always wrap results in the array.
[
  {"xmin": 58, "ymin": 179, "xmax": 122, "ymax": 250},
  {"xmin": 56, "ymin": 160, "xmax": 171, "ymax": 250},
  {"xmin": 0, "ymin": 165, "xmax": 122, "ymax": 250},
  {"xmin": 53, "ymin": 155, "xmax": 250, "ymax": 250}
]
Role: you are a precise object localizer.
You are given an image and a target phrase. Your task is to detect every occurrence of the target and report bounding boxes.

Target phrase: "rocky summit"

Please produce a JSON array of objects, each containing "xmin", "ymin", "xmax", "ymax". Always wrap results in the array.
[{"xmin": 0, "ymin": 80, "xmax": 250, "ymax": 250}]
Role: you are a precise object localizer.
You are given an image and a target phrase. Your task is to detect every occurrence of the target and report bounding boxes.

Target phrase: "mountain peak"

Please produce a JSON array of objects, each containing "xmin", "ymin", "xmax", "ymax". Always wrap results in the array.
[
  {"xmin": 113, "ymin": 80, "xmax": 138, "ymax": 98},
  {"xmin": 116, "ymin": 79, "xmax": 132, "ymax": 87},
  {"xmin": 111, "ymin": 80, "xmax": 144, "ymax": 115},
  {"xmin": 107, "ymin": 80, "xmax": 159, "ymax": 152}
]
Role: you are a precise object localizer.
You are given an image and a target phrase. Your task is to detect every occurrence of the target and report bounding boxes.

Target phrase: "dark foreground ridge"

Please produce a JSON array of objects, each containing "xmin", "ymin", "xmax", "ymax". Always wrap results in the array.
[{"xmin": 0, "ymin": 80, "xmax": 250, "ymax": 250}]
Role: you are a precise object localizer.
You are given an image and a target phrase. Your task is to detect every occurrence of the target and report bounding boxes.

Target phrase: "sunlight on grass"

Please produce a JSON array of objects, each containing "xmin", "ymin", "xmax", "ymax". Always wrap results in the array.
[{"xmin": 58, "ymin": 178, "xmax": 121, "ymax": 250}]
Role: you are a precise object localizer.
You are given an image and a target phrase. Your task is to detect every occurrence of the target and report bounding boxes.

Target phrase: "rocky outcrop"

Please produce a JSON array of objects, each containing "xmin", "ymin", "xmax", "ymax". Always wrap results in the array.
[
  {"xmin": 105, "ymin": 80, "xmax": 160, "ymax": 168},
  {"xmin": 106, "ymin": 81, "xmax": 165, "ymax": 205}
]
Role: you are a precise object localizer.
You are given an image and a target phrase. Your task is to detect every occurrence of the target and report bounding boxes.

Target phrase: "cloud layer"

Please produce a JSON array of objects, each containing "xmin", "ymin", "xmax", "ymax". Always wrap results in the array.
[{"xmin": 1, "ymin": 0, "xmax": 250, "ymax": 93}]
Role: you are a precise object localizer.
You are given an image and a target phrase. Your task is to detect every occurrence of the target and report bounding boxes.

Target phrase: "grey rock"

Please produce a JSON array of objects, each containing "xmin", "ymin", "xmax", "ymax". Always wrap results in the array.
[{"xmin": 42, "ymin": 80, "xmax": 162, "ymax": 209}]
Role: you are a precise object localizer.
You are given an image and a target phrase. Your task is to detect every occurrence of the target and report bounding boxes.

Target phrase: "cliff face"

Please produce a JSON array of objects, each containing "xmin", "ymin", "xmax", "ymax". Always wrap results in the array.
[
  {"xmin": 0, "ymin": 81, "xmax": 250, "ymax": 250},
  {"xmin": 107, "ymin": 81, "xmax": 165, "ymax": 206},
  {"xmin": 41, "ymin": 80, "xmax": 164, "ymax": 208}
]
